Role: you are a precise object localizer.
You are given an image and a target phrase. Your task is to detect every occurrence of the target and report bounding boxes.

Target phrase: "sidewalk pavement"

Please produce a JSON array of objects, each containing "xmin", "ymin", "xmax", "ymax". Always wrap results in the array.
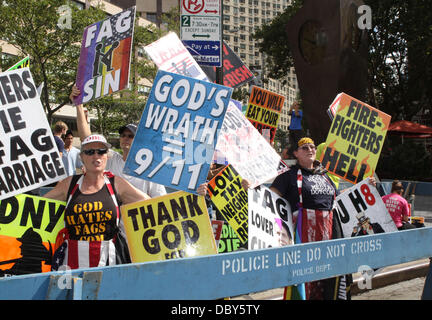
[{"xmin": 233, "ymin": 258, "xmax": 431, "ymax": 300}]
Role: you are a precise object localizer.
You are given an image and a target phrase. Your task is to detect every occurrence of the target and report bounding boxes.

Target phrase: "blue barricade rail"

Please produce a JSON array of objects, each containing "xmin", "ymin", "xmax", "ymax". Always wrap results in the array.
[{"xmin": 0, "ymin": 227, "xmax": 431, "ymax": 300}]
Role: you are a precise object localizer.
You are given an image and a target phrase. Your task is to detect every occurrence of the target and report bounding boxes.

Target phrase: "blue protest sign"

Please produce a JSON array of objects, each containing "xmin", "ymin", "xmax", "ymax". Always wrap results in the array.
[{"xmin": 123, "ymin": 70, "xmax": 232, "ymax": 194}]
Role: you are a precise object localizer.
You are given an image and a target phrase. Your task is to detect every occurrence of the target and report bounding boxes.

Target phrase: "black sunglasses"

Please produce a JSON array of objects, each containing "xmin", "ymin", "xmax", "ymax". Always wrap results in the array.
[
  {"xmin": 82, "ymin": 148, "xmax": 108, "ymax": 156},
  {"xmin": 120, "ymin": 133, "xmax": 134, "ymax": 138}
]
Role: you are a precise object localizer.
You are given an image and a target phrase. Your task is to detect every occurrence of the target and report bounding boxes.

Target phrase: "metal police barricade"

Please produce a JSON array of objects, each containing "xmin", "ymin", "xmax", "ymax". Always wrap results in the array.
[{"xmin": 0, "ymin": 227, "xmax": 431, "ymax": 300}]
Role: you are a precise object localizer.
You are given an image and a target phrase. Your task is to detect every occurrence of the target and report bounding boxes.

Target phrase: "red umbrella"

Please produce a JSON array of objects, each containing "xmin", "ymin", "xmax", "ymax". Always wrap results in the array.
[{"xmin": 388, "ymin": 120, "xmax": 432, "ymax": 138}]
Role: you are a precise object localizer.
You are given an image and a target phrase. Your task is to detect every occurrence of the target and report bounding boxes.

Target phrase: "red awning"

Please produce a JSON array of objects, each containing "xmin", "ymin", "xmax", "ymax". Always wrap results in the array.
[{"xmin": 388, "ymin": 120, "xmax": 432, "ymax": 136}]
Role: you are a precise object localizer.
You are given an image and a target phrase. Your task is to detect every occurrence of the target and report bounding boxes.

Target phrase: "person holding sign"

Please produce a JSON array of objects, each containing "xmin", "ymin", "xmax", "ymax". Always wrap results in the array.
[
  {"xmin": 270, "ymin": 137, "xmax": 346, "ymax": 300},
  {"xmin": 70, "ymin": 86, "xmax": 167, "ymax": 198},
  {"xmin": 44, "ymin": 134, "xmax": 151, "ymax": 269}
]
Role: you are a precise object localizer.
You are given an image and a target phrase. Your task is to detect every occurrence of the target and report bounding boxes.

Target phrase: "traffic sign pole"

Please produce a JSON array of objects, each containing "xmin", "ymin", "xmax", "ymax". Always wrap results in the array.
[{"xmin": 216, "ymin": 0, "xmax": 223, "ymax": 84}]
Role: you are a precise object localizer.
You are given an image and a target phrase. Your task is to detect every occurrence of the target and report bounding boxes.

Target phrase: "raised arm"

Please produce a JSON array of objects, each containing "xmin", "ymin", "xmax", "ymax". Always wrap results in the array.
[{"xmin": 69, "ymin": 85, "xmax": 91, "ymax": 141}]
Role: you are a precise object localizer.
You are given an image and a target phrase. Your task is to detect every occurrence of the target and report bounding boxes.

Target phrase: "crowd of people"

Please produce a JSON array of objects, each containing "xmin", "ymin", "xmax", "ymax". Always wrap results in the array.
[{"xmin": 3, "ymin": 87, "xmax": 424, "ymax": 300}]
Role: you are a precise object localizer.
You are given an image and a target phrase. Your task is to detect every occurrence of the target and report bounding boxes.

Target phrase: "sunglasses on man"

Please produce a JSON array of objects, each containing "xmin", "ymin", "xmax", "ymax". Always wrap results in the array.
[{"xmin": 82, "ymin": 148, "xmax": 108, "ymax": 156}]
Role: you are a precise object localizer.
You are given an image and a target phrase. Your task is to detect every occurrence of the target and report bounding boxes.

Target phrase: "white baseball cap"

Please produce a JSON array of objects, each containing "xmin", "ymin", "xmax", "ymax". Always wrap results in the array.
[{"xmin": 81, "ymin": 134, "xmax": 112, "ymax": 149}]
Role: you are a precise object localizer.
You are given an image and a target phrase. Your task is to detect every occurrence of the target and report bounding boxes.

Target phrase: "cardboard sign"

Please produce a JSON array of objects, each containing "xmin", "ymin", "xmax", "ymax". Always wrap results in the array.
[
  {"xmin": 121, "ymin": 191, "xmax": 217, "ymax": 262},
  {"xmin": 245, "ymin": 86, "xmax": 285, "ymax": 143},
  {"xmin": 207, "ymin": 165, "xmax": 248, "ymax": 244},
  {"xmin": 201, "ymin": 41, "xmax": 254, "ymax": 88},
  {"xmin": 319, "ymin": 93, "xmax": 391, "ymax": 184},
  {"xmin": 215, "ymin": 102, "xmax": 282, "ymax": 188},
  {"xmin": 74, "ymin": 7, "xmax": 136, "ymax": 105},
  {"xmin": 144, "ymin": 32, "xmax": 209, "ymax": 82},
  {"xmin": 123, "ymin": 70, "xmax": 232, "ymax": 194},
  {"xmin": 335, "ymin": 178, "xmax": 397, "ymax": 238},
  {"xmin": 248, "ymin": 185, "xmax": 294, "ymax": 250},
  {"xmin": 0, "ymin": 68, "xmax": 67, "ymax": 200},
  {"xmin": 0, "ymin": 194, "xmax": 66, "ymax": 276}
]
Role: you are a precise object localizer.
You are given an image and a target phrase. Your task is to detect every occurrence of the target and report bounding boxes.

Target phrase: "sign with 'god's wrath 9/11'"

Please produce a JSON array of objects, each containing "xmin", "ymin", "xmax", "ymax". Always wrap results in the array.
[{"xmin": 123, "ymin": 70, "xmax": 232, "ymax": 194}]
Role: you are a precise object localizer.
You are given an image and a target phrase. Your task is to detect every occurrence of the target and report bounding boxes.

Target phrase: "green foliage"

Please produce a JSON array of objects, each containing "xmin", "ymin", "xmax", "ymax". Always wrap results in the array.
[
  {"xmin": 0, "ymin": 0, "xmax": 107, "ymax": 122},
  {"xmin": 252, "ymin": 0, "xmax": 303, "ymax": 84},
  {"xmin": 253, "ymin": 0, "xmax": 432, "ymax": 123},
  {"xmin": 376, "ymin": 137, "xmax": 432, "ymax": 181}
]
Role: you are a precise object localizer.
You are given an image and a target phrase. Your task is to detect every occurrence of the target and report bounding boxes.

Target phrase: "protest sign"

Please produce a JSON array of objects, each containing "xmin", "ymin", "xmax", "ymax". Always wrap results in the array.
[
  {"xmin": 6, "ymin": 56, "xmax": 30, "ymax": 71},
  {"xmin": 327, "ymin": 93, "xmax": 342, "ymax": 121},
  {"xmin": 218, "ymin": 221, "xmax": 246, "ymax": 253},
  {"xmin": 245, "ymin": 86, "xmax": 285, "ymax": 143},
  {"xmin": 248, "ymin": 185, "xmax": 294, "ymax": 250},
  {"xmin": 123, "ymin": 70, "xmax": 232, "ymax": 194},
  {"xmin": 0, "ymin": 194, "xmax": 66, "ymax": 276},
  {"xmin": 0, "ymin": 68, "xmax": 67, "ymax": 200},
  {"xmin": 74, "ymin": 7, "xmax": 136, "ymax": 105},
  {"xmin": 335, "ymin": 178, "xmax": 397, "ymax": 238},
  {"xmin": 121, "ymin": 191, "xmax": 217, "ymax": 262},
  {"xmin": 215, "ymin": 102, "xmax": 282, "ymax": 188},
  {"xmin": 319, "ymin": 93, "xmax": 391, "ymax": 184},
  {"xmin": 207, "ymin": 165, "xmax": 248, "ymax": 244},
  {"xmin": 201, "ymin": 41, "xmax": 254, "ymax": 88},
  {"xmin": 144, "ymin": 32, "xmax": 209, "ymax": 82}
]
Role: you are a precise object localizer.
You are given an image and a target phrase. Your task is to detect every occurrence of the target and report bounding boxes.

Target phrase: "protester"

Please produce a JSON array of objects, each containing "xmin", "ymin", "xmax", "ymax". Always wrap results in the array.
[
  {"xmin": 287, "ymin": 101, "xmax": 303, "ymax": 155},
  {"xmin": 53, "ymin": 120, "xmax": 68, "ymax": 157},
  {"xmin": 44, "ymin": 134, "xmax": 152, "ymax": 269},
  {"xmin": 70, "ymin": 86, "xmax": 167, "ymax": 198},
  {"xmin": 62, "ymin": 130, "xmax": 83, "ymax": 176},
  {"xmin": 269, "ymin": 137, "xmax": 346, "ymax": 300},
  {"xmin": 382, "ymin": 180, "xmax": 416, "ymax": 230}
]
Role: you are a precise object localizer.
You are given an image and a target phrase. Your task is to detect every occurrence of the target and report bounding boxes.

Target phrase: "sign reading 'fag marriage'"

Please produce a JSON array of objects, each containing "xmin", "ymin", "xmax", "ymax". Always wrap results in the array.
[
  {"xmin": 319, "ymin": 93, "xmax": 391, "ymax": 184},
  {"xmin": 0, "ymin": 68, "xmax": 67, "ymax": 200},
  {"xmin": 207, "ymin": 165, "xmax": 248, "ymax": 244},
  {"xmin": 0, "ymin": 194, "xmax": 66, "ymax": 276},
  {"xmin": 245, "ymin": 86, "xmax": 285, "ymax": 143},
  {"xmin": 121, "ymin": 191, "xmax": 217, "ymax": 262}
]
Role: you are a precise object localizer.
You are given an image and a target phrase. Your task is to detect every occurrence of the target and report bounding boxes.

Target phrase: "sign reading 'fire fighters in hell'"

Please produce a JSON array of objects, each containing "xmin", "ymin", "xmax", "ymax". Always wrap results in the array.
[{"xmin": 319, "ymin": 93, "xmax": 391, "ymax": 184}]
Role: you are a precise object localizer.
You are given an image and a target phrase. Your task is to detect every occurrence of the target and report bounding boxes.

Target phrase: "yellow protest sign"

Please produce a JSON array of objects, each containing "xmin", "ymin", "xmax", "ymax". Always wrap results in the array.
[
  {"xmin": 121, "ymin": 191, "xmax": 217, "ymax": 262},
  {"xmin": 0, "ymin": 194, "xmax": 66, "ymax": 276},
  {"xmin": 245, "ymin": 86, "xmax": 285, "ymax": 143},
  {"xmin": 319, "ymin": 93, "xmax": 391, "ymax": 184},
  {"xmin": 207, "ymin": 165, "xmax": 248, "ymax": 244}
]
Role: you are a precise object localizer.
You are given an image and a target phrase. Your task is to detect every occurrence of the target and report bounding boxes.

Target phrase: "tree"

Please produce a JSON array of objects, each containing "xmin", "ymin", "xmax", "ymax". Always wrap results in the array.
[
  {"xmin": 252, "ymin": 0, "xmax": 303, "ymax": 85},
  {"xmin": 253, "ymin": 0, "xmax": 432, "ymax": 122},
  {"xmin": 0, "ymin": 0, "xmax": 107, "ymax": 123}
]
